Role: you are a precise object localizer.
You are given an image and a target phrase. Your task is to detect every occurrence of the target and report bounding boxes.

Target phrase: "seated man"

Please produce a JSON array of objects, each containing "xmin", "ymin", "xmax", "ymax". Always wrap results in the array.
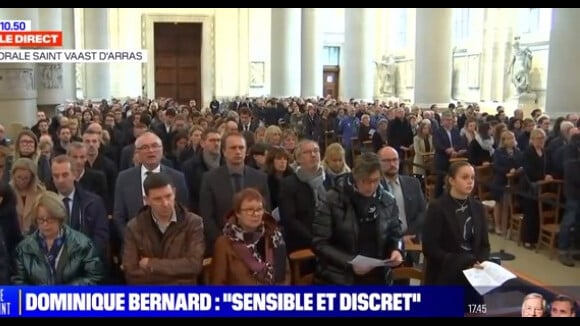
[{"xmin": 122, "ymin": 172, "xmax": 205, "ymax": 284}]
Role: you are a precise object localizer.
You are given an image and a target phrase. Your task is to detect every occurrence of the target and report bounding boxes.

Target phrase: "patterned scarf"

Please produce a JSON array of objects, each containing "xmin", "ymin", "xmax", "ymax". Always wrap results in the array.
[
  {"xmin": 223, "ymin": 221, "xmax": 286, "ymax": 284},
  {"xmin": 36, "ymin": 228, "xmax": 66, "ymax": 277}
]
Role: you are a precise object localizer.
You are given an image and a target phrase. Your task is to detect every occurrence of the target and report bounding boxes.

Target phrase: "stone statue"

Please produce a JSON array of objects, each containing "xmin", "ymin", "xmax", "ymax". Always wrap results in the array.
[
  {"xmin": 375, "ymin": 55, "xmax": 397, "ymax": 96},
  {"xmin": 506, "ymin": 37, "xmax": 533, "ymax": 95},
  {"xmin": 40, "ymin": 63, "xmax": 63, "ymax": 89}
]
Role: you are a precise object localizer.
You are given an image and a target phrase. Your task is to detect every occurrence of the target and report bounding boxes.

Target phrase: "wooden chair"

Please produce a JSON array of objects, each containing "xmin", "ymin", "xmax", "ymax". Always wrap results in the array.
[
  {"xmin": 202, "ymin": 258, "xmax": 212, "ymax": 285},
  {"xmin": 506, "ymin": 172, "xmax": 523, "ymax": 245},
  {"xmin": 418, "ymin": 153, "xmax": 435, "ymax": 201},
  {"xmin": 350, "ymin": 137, "xmax": 361, "ymax": 161},
  {"xmin": 475, "ymin": 164, "xmax": 495, "ymax": 228},
  {"xmin": 401, "ymin": 146, "xmax": 415, "ymax": 176},
  {"xmin": 392, "ymin": 267, "xmax": 425, "ymax": 285},
  {"xmin": 536, "ymin": 180, "xmax": 562, "ymax": 259},
  {"xmin": 289, "ymin": 249, "xmax": 315, "ymax": 285}
]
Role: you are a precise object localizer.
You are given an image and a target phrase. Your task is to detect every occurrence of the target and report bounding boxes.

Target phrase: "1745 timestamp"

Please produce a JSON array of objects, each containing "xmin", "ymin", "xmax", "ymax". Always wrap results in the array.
[{"xmin": 467, "ymin": 304, "xmax": 487, "ymax": 314}]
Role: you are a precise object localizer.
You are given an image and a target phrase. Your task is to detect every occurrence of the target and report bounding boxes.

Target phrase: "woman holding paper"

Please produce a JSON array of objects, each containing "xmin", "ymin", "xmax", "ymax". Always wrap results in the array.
[
  {"xmin": 312, "ymin": 152, "xmax": 404, "ymax": 285},
  {"xmin": 422, "ymin": 161, "xmax": 490, "ymax": 308}
]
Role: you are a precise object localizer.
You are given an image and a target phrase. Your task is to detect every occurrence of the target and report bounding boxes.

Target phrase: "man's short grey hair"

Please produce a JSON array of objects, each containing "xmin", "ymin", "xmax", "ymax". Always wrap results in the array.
[
  {"xmin": 294, "ymin": 139, "xmax": 319, "ymax": 162},
  {"xmin": 66, "ymin": 141, "xmax": 86, "ymax": 155},
  {"xmin": 135, "ymin": 131, "xmax": 162, "ymax": 148}
]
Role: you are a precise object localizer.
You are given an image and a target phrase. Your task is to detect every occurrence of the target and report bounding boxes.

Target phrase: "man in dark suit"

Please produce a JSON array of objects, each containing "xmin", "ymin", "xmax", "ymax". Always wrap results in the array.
[
  {"xmin": 113, "ymin": 132, "xmax": 190, "ymax": 243},
  {"xmin": 199, "ymin": 132, "xmax": 270, "ymax": 256},
  {"xmin": 183, "ymin": 128, "xmax": 224, "ymax": 214},
  {"xmin": 50, "ymin": 155, "xmax": 109, "ymax": 257},
  {"xmin": 238, "ymin": 107, "xmax": 260, "ymax": 132},
  {"xmin": 155, "ymin": 108, "xmax": 176, "ymax": 156},
  {"xmin": 378, "ymin": 146, "xmax": 426, "ymax": 265},
  {"xmin": 433, "ymin": 111, "xmax": 467, "ymax": 198},
  {"xmin": 65, "ymin": 142, "xmax": 109, "ymax": 213}
]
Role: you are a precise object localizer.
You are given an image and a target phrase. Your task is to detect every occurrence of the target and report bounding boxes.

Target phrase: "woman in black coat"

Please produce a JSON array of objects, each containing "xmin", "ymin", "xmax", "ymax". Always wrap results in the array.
[{"xmin": 423, "ymin": 161, "xmax": 490, "ymax": 311}]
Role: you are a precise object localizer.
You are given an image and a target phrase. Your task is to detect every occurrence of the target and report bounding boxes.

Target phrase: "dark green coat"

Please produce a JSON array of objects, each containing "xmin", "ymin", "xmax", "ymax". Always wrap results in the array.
[{"xmin": 12, "ymin": 225, "xmax": 104, "ymax": 285}]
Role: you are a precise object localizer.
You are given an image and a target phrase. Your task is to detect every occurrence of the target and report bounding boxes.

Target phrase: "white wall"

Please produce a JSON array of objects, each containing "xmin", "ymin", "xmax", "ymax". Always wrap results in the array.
[{"xmin": 248, "ymin": 8, "xmax": 271, "ymax": 97}]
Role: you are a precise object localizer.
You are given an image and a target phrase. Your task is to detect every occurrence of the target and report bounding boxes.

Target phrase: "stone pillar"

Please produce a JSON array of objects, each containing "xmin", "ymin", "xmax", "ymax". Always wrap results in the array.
[
  {"xmin": 270, "ymin": 8, "xmax": 301, "ymax": 97},
  {"xmin": 61, "ymin": 8, "xmax": 76, "ymax": 101},
  {"xmin": 84, "ymin": 8, "xmax": 110, "ymax": 100},
  {"xmin": 545, "ymin": 8, "xmax": 580, "ymax": 117},
  {"xmin": 37, "ymin": 8, "xmax": 64, "ymax": 109},
  {"xmin": 342, "ymin": 8, "xmax": 375, "ymax": 101},
  {"xmin": 414, "ymin": 8, "xmax": 453, "ymax": 107},
  {"xmin": 300, "ymin": 8, "xmax": 323, "ymax": 98},
  {"xmin": 0, "ymin": 8, "xmax": 38, "ymax": 129}
]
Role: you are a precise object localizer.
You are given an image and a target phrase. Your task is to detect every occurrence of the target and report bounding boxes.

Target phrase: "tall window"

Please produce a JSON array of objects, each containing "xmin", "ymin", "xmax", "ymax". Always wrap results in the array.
[
  {"xmin": 390, "ymin": 8, "xmax": 408, "ymax": 49},
  {"xmin": 518, "ymin": 8, "xmax": 552, "ymax": 36},
  {"xmin": 323, "ymin": 46, "xmax": 340, "ymax": 66},
  {"xmin": 453, "ymin": 8, "xmax": 471, "ymax": 45}
]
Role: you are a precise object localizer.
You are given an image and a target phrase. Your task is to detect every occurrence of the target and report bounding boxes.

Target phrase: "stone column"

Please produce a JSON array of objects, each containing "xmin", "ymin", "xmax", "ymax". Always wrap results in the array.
[
  {"xmin": 545, "ymin": 8, "xmax": 580, "ymax": 117},
  {"xmin": 342, "ymin": 8, "xmax": 375, "ymax": 101},
  {"xmin": 270, "ymin": 8, "xmax": 301, "ymax": 97},
  {"xmin": 300, "ymin": 8, "xmax": 323, "ymax": 98},
  {"xmin": 84, "ymin": 8, "xmax": 110, "ymax": 100},
  {"xmin": 37, "ymin": 8, "xmax": 64, "ymax": 108},
  {"xmin": 0, "ymin": 8, "xmax": 38, "ymax": 129},
  {"xmin": 61, "ymin": 8, "xmax": 76, "ymax": 101},
  {"xmin": 414, "ymin": 8, "xmax": 453, "ymax": 107}
]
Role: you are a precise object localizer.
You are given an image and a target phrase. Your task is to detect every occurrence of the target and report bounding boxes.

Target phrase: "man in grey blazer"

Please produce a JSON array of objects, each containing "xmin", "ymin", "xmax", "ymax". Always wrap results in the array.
[
  {"xmin": 199, "ymin": 132, "xmax": 270, "ymax": 256},
  {"xmin": 378, "ymin": 146, "xmax": 426, "ymax": 264},
  {"xmin": 113, "ymin": 132, "xmax": 190, "ymax": 242}
]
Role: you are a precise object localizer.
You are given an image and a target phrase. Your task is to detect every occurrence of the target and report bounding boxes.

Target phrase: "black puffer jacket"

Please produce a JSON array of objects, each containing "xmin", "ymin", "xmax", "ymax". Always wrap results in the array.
[{"xmin": 312, "ymin": 173, "xmax": 403, "ymax": 285}]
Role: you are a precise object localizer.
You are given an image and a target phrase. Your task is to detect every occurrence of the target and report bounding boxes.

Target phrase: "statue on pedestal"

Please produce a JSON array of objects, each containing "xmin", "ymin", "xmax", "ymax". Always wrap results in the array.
[
  {"xmin": 375, "ymin": 55, "xmax": 397, "ymax": 96},
  {"xmin": 506, "ymin": 37, "xmax": 533, "ymax": 96}
]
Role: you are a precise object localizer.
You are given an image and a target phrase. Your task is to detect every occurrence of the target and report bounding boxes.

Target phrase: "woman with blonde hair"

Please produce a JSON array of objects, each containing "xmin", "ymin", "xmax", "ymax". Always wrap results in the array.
[
  {"xmin": 264, "ymin": 125, "xmax": 282, "ymax": 147},
  {"xmin": 413, "ymin": 120, "xmax": 434, "ymax": 178},
  {"xmin": 254, "ymin": 126, "xmax": 266, "ymax": 143},
  {"xmin": 9, "ymin": 158, "xmax": 45, "ymax": 235},
  {"xmin": 490, "ymin": 130, "xmax": 522, "ymax": 234},
  {"xmin": 322, "ymin": 143, "xmax": 351, "ymax": 187},
  {"xmin": 12, "ymin": 191, "xmax": 103, "ymax": 285},
  {"xmin": 2, "ymin": 130, "xmax": 51, "ymax": 186}
]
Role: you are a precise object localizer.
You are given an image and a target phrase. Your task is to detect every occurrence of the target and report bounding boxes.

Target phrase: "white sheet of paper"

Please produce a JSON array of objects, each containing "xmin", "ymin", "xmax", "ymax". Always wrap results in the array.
[
  {"xmin": 349, "ymin": 255, "xmax": 387, "ymax": 268},
  {"xmin": 463, "ymin": 261, "xmax": 517, "ymax": 296}
]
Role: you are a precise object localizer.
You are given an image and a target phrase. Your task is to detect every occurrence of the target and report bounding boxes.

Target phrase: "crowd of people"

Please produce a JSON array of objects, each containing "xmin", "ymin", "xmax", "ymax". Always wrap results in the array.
[{"xmin": 0, "ymin": 96, "xmax": 577, "ymax": 317}]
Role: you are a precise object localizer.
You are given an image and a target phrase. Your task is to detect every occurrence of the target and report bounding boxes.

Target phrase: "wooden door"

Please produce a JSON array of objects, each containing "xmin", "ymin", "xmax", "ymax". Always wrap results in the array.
[
  {"xmin": 154, "ymin": 22, "xmax": 202, "ymax": 105},
  {"xmin": 323, "ymin": 65, "xmax": 339, "ymax": 98}
]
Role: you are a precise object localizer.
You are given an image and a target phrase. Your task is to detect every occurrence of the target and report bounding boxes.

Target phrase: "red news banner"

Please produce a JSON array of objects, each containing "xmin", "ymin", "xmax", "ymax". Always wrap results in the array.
[{"xmin": 0, "ymin": 31, "xmax": 63, "ymax": 47}]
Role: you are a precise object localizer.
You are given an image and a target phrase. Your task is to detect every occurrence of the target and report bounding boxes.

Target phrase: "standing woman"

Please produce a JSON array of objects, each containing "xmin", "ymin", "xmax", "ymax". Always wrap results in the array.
[
  {"xmin": 520, "ymin": 128, "xmax": 551, "ymax": 249},
  {"xmin": 423, "ymin": 161, "xmax": 490, "ymax": 310},
  {"xmin": 490, "ymin": 131, "xmax": 523, "ymax": 235}
]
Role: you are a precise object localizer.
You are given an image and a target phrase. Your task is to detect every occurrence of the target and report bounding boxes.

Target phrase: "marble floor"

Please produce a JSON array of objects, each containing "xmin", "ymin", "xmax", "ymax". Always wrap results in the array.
[{"xmin": 488, "ymin": 233, "xmax": 580, "ymax": 289}]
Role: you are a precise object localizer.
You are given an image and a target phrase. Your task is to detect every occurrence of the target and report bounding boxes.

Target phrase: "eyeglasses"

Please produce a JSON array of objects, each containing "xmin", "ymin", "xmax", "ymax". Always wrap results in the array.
[
  {"xmin": 136, "ymin": 143, "xmax": 162, "ymax": 151},
  {"xmin": 36, "ymin": 217, "xmax": 59, "ymax": 225},
  {"xmin": 240, "ymin": 207, "xmax": 264, "ymax": 215}
]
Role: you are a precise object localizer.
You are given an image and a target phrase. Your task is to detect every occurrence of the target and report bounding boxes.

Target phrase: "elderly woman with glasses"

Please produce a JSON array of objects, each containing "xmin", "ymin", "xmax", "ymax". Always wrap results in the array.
[
  {"xmin": 210, "ymin": 188, "xmax": 290, "ymax": 285},
  {"xmin": 11, "ymin": 192, "xmax": 104, "ymax": 285}
]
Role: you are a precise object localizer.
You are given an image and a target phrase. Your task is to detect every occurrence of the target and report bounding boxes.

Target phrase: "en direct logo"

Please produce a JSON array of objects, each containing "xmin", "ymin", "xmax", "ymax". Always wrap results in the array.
[
  {"xmin": 0, "ymin": 288, "xmax": 12, "ymax": 316},
  {"xmin": 0, "ymin": 31, "xmax": 63, "ymax": 47}
]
